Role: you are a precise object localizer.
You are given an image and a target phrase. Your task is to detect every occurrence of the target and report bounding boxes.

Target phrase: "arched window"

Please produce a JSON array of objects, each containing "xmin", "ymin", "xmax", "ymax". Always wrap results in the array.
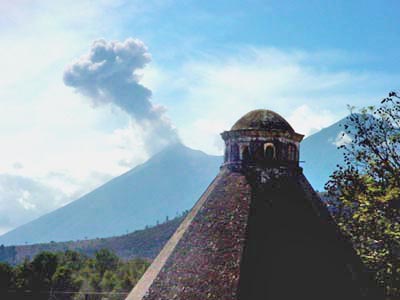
[
  {"xmin": 253, "ymin": 143, "xmax": 264, "ymax": 162},
  {"xmin": 292, "ymin": 146, "xmax": 297, "ymax": 161},
  {"xmin": 264, "ymin": 143, "xmax": 276, "ymax": 160},
  {"xmin": 240, "ymin": 145, "xmax": 250, "ymax": 162},
  {"xmin": 231, "ymin": 143, "xmax": 239, "ymax": 161},
  {"xmin": 288, "ymin": 144, "xmax": 296, "ymax": 161}
]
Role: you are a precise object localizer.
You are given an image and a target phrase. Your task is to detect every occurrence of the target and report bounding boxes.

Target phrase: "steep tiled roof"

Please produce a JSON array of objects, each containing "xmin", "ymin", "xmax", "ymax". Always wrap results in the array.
[
  {"xmin": 127, "ymin": 168, "xmax": 381, "ymax": 300},
  {"xmin": 126, "ymin": 107, "xmax": 381, "ymax": 300}
]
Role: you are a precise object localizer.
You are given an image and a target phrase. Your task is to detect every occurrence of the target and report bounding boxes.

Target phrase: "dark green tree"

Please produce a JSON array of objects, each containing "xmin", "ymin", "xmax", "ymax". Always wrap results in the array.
[
  {"xmin": 100, "ymin": 270, "xmax": 118, "ymax": 292},
  {"xmin": 326, "ymin": 91, "xmax": 400, "ymax": 297},
  {"xmin": 60, "ymin": 250, "xmax": 86, "ymax": 272},
  {"xmin": 13, "ymin": 259, "xmax": 34, "ymax": 291},
  {"xmin": 94, "ymin": 249, "xmax": 119, "ymax": 276},
  {"xmin": 52, "ymin": 266, "xmax": 77, "ymax": 290},
  {"xmin": 0, "ymin": 262, "xmax": 13, "ymax": 291},
  {"xmin": 1, "ymin": 248, "xmax": 149, "ymax": 299},
  {"xmin": 30, "ymin": 251, "xmax": 59, "ymax": 292}
]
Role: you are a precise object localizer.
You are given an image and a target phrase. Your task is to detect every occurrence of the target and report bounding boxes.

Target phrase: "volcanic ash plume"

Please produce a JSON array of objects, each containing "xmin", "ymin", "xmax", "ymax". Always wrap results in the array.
[{"xmin": 64, "ymin": 38, "xmax": 179, "ymax": 153}]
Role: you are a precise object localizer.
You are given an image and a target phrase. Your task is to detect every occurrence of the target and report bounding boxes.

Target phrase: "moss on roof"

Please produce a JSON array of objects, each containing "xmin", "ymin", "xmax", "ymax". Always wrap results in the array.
[{"xmin": 231, "ymin": 109, "xmax": 294, "ymax": 132}]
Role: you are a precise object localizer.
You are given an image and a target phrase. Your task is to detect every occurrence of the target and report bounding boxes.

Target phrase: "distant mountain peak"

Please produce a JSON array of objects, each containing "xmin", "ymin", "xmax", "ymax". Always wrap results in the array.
[
  {"xmin": 0, "ymin": 144, "xmax": 222, "ymax": 246},
  {"xmin": 0, "ymin": 117, "xmax": 350, "ymax": 245}
]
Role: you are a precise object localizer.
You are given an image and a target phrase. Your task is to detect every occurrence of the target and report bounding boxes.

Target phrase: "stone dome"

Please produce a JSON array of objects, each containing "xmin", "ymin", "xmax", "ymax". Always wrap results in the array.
[{"xmin": 231, "ymin": 109, "xmax": 294, "ymax": 132}]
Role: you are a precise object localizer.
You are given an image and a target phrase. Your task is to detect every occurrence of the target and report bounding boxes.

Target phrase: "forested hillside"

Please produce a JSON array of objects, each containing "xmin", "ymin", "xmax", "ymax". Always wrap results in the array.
[{"xmin": 0, "ymin": 216, "xmax": 183, "ymax": 265}]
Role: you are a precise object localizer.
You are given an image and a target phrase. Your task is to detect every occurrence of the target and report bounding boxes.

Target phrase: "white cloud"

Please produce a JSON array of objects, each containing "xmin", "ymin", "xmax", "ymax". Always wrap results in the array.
[
  {"xmin": 181, "ymin": 119, "xmax": 229, "ymax": 155},
  {"xmin": 1, "ymin": 0, "xmax": 398, "ymax": 236},
  {"xmin": 0, "ymin": 1, "xmax": 176, "ymax": 234},
  {"xmin": 17, "ymin": 191, "xmax": 36, "ymax": 211},
  {"xmin": 0, "ymin": 227, "xmax": 12, "ymax": 236},
  {"xmin": 64, "ymin": 38, "xmax": 179, "ymax": 155},
  {"xmin": 144, "ymin": 47, "xmax": 397, "ymax": 154},
  {"xmin": 0, "ymin": 78, "xmax": 153, "ymax": 233},
  {"xmin": 287, "ymin": 105, "xmax": 336, "ymax": 136},
  {"xmin": 332, "ymin": 131, "xmax": 352, "ymax": 147},
  {"xmin": 0, "ymin": 174, "xmax": 68, "ymax": 233}
]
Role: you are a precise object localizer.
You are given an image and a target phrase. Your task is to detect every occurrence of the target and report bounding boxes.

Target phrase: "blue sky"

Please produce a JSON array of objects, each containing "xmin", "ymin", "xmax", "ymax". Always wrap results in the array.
[{"xmin": 0, "ymin": 0, "xmax": 399, "ymax": 234}]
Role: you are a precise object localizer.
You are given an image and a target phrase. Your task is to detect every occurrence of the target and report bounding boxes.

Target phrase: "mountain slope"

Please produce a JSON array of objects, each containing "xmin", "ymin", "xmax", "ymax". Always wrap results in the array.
[
  {"xmin": 300, "ymin": 118, "xmax": 347, "ymax": 191},
  {"xmin": 0, "ymin": 189, "xmax": 329, "ymax": 265},
  {"xmin": 0, "ymin": 144, "xmax": 221, "ymax": 245},
  {"xmin": 0, "ymin": 118, "xmax": 349, "ymax": 246},
  {"xmin": 0, "ymin": 216, "xmax": 184, "ymax": 265}
]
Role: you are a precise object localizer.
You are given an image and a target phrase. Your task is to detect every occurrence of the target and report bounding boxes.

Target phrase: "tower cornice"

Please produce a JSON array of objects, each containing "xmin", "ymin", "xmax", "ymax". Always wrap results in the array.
[
  {"xmin": 221, "ymin": 129, "xmax": 304, "ymax": 142},
  {"xmin": 221, "ymin": 109, "xmax": 304, "ymax": 170}
]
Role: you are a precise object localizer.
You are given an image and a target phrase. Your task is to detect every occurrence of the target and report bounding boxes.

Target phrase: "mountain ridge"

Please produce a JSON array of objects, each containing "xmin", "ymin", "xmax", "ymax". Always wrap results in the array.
[
  {"xmin": 0, "ymin": 143, "xmax": 221, "ymax": 245},
  {"xmin": 0, "ymin": 215, "xmax": 184, "ymax": 265},
  {"xmin": 0, "ymin": 117, "xmax": 349, "ymax": 246}
]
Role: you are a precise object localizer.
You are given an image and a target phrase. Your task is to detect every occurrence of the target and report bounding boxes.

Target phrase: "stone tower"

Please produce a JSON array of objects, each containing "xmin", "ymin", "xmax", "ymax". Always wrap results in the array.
[{"xmin": 126, "ymin": 109, "xmax": 381, "ymax": 300}]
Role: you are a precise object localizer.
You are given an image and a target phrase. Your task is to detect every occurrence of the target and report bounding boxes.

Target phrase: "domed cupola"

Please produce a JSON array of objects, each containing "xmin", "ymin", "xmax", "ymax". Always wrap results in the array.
[{"xmin": 221, "ymin": 109, "xmax": 304, "ymax": 171}]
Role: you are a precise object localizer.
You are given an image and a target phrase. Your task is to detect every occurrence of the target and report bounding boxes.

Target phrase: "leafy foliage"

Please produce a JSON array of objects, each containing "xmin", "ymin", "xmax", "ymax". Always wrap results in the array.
[
  {"xmin": 94, "ymin": 249, "xmax": 119, "ymax": 276},
  {"xmin": 0, "ymin": 249, "xmax": 149, "ymax": 299},
  {"xmin": 326, "ymin": 91, "xmax": 400, "ymax": 297},
  {"xmin": 0, "ymin": 262, "xmax": 13, "ymax": 291}
]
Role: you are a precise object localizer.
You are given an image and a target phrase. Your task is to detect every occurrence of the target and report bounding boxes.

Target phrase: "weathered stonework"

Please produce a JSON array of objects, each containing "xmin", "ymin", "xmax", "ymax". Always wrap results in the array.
[
  {"xmin": 126, "ymin": 109, "xmax": 382, "ymax": 300},
  {"xmin": 221, "ymin": 110, "xmax": 303, "ymax": 172},
  {"xmin": 127, "ymin": 169, "xmax": 252, "ymax": 300}
]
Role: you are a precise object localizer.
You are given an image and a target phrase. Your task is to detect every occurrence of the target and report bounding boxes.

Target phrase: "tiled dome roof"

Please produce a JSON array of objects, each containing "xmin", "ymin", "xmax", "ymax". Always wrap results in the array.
[{"xmin": 231, "ymin": 109, "xmax": 294, "ymax": 132}]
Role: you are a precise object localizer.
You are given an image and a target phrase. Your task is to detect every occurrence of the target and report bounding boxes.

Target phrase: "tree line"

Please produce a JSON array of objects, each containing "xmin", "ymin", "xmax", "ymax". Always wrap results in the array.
[{"xmin": 0, "ymin": 248, "xmax": 149, "ymax": 300}]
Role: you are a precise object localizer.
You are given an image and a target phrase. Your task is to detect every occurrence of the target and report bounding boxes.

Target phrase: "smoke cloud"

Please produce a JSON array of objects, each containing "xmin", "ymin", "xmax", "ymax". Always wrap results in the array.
[
  {"xmin": 0, "ymin": 174, "xmax": 68, "ymax": 236},
  {"xmin": 63, "ymin": 38, "xmax": 178, "ymax": 153}
]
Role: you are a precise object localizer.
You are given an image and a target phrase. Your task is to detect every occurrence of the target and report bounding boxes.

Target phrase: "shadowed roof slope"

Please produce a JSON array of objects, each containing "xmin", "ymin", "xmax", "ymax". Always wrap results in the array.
[
  {"xmin": 126, "ymin": 108, "xmax": 382, "ymax": 300},
  {"xmin": 231, "ymin": 109, "xmax": 294, "ymax": 132},
  {"xmin": 126, "ymin": 169, "xmax": 380, "ymax": 300}
]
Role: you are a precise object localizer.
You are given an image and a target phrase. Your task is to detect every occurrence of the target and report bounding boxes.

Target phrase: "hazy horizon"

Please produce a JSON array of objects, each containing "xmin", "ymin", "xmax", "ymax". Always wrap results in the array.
[{"xmin": 0, "ymin": 0, "xmax": 399, "ymax": 235}]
